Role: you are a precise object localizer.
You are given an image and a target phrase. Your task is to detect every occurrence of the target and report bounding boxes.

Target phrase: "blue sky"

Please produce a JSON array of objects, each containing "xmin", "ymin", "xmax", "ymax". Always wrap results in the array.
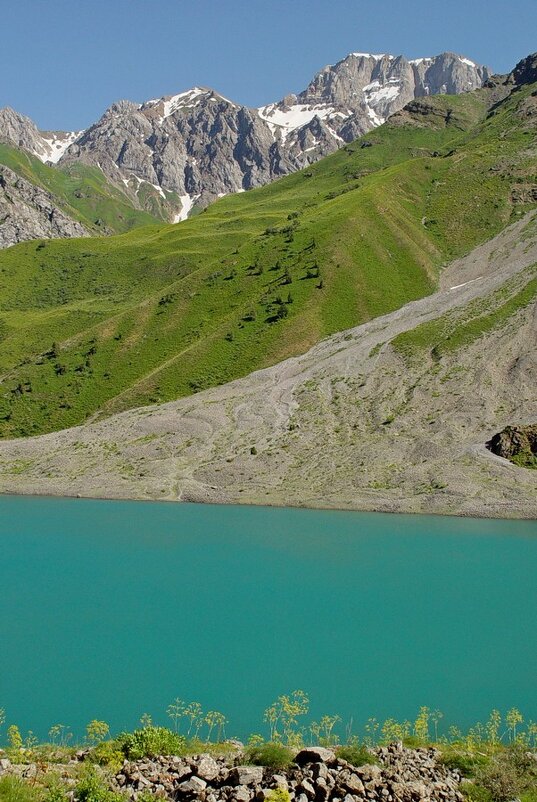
[{"xmin": 2, "ymin": 0, "xmax": 535, "ymax": 131}]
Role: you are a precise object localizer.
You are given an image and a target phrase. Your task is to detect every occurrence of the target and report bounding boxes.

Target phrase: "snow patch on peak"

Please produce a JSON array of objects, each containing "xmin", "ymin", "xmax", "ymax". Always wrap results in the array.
[
  {"xmin": 144, "ymin": 88, "xmax": 211, "ymax": 122},
  {"xmin": 162, "ymin": 88, "xmax": 207, "ymax": 118},
  {"xmin": 363, "ymin": 79, "xmax": 402, "ymax": 105},
  {"xmin": 460, "ymin": 57, "xmax": 477, "ymax": 67},
  {"xmin": 38, "ymin": 131, "xmax": 83, "ymax": 164},
  {"xmin": 409, "ymin": 57, "xmax": 434, "ymax": 66},
  {"xmin": 350, "ymin": 52, "xmax": 393, "ymax": 60},
  {"xmin": 258, "ymin": 102, "xmax": 336, "ymax": 141}
]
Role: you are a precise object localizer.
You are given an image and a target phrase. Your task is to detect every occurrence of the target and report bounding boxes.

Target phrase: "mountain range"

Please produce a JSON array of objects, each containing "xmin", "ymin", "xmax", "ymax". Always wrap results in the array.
[
  {"xmin": 0, "ymin": 50, "xmax": 490, "ymax": 246},
  {"xmin": 0, "ymin": 51, "xmax": 535, "ymax": 516}
]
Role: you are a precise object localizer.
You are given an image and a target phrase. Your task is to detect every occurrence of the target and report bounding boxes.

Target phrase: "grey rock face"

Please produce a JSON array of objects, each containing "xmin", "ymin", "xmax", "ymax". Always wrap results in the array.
[
  {"xmin": 0, "ymin": 107, "xmax": 49, "ymax": 157},
  {"xmin": 0, "ymin": 107, "xmax": 80, "ymax": 164},
  {"xmin": 0, "ymin": 51, "xmax": 491, "ymax": 227},
  {"xmin": 0, "ymin": 166, "xmax": 89, "ymax": 248}
]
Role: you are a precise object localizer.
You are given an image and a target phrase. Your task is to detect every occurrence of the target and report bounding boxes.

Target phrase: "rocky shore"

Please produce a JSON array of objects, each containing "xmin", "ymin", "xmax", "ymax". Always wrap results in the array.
[{"xmin": 0, "ymin": 743, "xmax": 465, "ymax": 802}]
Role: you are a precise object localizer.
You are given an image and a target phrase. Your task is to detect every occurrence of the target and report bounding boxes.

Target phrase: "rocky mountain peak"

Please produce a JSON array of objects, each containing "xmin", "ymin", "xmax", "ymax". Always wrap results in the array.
[
  {"xmin": 0, "ymin": 106, "xmax": 48, "ymax": 156},
  {"xmin": 102, "ymin": 99, "xmax": 143, "ymax": 119},
  {"xmin": 509, "ymin": 53, "xmax": 537, "ymax": 87},
  {"xmin": 0, "ymin": 106, "xmax": 82, "ymax": 165},
  {"xmin": 0, "ymin": 49, "xmax": 493, "ymax": 224}
]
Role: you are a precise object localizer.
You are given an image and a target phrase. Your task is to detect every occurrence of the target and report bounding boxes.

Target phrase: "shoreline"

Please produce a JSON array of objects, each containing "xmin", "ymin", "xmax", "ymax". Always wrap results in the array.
[{"xmin": 1, "ymin": 486, "xmax": 536, "ymax": 523}]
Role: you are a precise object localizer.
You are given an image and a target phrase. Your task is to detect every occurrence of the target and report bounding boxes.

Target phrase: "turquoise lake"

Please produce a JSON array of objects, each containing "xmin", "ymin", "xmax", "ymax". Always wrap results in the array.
[{"xmin": 1, "ymin": 495, "xmax": 537, "ymax": 742}]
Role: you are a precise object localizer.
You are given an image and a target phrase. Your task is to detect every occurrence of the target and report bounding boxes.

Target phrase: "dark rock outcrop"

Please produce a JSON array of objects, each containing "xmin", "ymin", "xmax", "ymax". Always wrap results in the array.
[
  {"xmin": 487, "ymin": 424, "xmax": 537, "ymax": 468},
  {"xmin": 508, "ymin": 53, "xmax": 537, "ymax": 87}
]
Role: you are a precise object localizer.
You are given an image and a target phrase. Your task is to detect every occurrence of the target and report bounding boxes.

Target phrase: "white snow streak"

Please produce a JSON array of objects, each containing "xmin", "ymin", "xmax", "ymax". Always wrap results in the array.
[
  {"xmin": 449, "ymin": 277, "xmax": 483, "ymax": 291},
  {"xmin": 130, "ymin": 174, "xmax": 167, "ymax": 199},
  {"xmin": 38, "ymin": 131, "xmax": 83, "ymax": 164},
  {"xmin": 174, "ymin": 193, "xmax": 197, "ymax": 222}
]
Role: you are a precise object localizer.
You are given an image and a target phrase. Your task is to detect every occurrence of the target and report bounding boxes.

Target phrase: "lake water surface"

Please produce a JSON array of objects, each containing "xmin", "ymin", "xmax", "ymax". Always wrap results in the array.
[{"xmin": 1, "ymin": 495, "xmax": 536, "ymax": 741}]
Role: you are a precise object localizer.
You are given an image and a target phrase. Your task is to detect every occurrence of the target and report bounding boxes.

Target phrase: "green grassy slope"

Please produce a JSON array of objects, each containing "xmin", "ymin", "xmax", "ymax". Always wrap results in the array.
[
  {"xmin": 0, "ymin": 144, "xmax": 161, "ymax": 233},
  {"xmin": 0, "ymin": 82, "xmax": 535, "ymax": 438}
]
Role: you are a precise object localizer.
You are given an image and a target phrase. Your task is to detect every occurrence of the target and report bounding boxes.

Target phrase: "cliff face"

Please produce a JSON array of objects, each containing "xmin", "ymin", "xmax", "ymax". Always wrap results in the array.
[{"xmin": 0, "ymin": 166, "xmax": 88, "ymax": 248}]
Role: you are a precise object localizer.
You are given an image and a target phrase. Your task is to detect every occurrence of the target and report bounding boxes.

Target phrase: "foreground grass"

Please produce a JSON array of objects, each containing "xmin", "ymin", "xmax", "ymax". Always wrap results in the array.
[{"xmin": 0, "ymin": 82, "xmax": 536, "ymax": 438}]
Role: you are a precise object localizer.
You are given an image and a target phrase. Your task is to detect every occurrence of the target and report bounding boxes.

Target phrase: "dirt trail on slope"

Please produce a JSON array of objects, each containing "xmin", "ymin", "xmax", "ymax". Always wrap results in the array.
[{"xmin": 1, "ymin": 212, "xmax": 536, "ymax": 518}]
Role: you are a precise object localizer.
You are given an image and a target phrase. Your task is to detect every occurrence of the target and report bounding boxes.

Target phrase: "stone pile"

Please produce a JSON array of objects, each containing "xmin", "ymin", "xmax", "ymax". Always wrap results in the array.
[{"xmin": 112, "ymin": 743, "xmax": 464, "ymax": 802}]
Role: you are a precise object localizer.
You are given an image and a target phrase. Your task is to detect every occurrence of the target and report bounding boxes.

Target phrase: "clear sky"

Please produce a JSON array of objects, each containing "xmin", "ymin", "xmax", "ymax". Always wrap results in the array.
[{"xmin": 2, "ymin": 0, "xmax": 535, "ymax": 131}]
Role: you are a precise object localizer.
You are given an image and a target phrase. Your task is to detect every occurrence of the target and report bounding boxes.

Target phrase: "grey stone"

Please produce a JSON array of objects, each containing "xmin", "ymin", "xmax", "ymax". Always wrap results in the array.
[
  {"xmin": 295, "ymin": 747, "xmax": 336, "ymax": 766},
  {"xmin": 233, "ymin": 787, "xmax": 253, "ymax": 802},
  {"xmin": 230, "ymin": 766, "xmax": 265, "ymax": 786},
  {"xmin": 178, "ymin": 775, "xmax": 208, "ymax": 794},
  {"xmin": 311, "ymin": 763, "xmax": 328, "ymax": 780},
  {"xmin": 197, "ymin": 756, "xmax": 220, "ymax": 781},
  {"xmin": 297, "ymin": 778, "xmax": 316, "ymax": 798},
  {"xmin": 339, "ymin": 770, "xmax": 365, "ymax": 795}
]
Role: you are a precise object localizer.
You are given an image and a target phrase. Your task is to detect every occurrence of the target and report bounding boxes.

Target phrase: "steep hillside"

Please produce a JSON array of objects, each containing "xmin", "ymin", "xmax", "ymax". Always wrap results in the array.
[
  {"xmin": 0, "ymin": 59, "xmax": 535, "ymax": 440},
  {"xmin": 1, "ymin": 212, "xmax": 535, "ymax": 517},
  {"xmin": 0, "ymin": 164, "xmax": 89, "ymax": 247},
  {"xmin": 0, "ymin": 142, "xmax": 161, "ymax": 245}
]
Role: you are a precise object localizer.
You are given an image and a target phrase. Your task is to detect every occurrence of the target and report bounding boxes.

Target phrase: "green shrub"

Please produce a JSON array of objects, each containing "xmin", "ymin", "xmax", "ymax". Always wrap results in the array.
[
  {"xmin": 43, "ymin": 774, "xmax": 67, "ymax": 802},
  {"xmin": 74, "ymin": 767, "xmax": 124, "ymax": 802},
  {"xmin": 116, "ymin": 726, "xmax": 186, "ymax": 760},
  {"xmin": 336, "ymin": 744, "xmax": 377, "ymax": 767},
  {"xmin": 89, "ymin": 740, "xmax": 125, "ymax": 771},
  {"xmin": 462, "ymin": 783, "xmax": 494, "ymax": 802},
  {"xmin": 402, "ymin": 735, "xmax": 422, "ymax": 748},
  {"xmin": 475, "ymin": 763, "xmax": 520, "ymax": 802},
  {"xmin": 246, "ymin": 741, "xmax": 294, "ymax": 770},
  {"xmin": 440, "ymin": 751, "xmax": 491, "ymax": 777},
  {"xmin": 502, "ymin": 743, "xmax": 537, "ymax": 780},
  {"xmin": 265, "ymin": 791, "xmax": 291, "ymax": 802},
  {"xmin": 475, "ymin": 744, "xmax": 537, "ymax": 802}
]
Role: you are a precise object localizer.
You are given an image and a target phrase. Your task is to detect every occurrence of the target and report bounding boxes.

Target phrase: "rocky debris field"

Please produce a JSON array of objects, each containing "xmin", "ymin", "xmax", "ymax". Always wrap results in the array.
[{"xmin": 0, "ymin": 743, "xmax": 465, "ymax": 802}]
